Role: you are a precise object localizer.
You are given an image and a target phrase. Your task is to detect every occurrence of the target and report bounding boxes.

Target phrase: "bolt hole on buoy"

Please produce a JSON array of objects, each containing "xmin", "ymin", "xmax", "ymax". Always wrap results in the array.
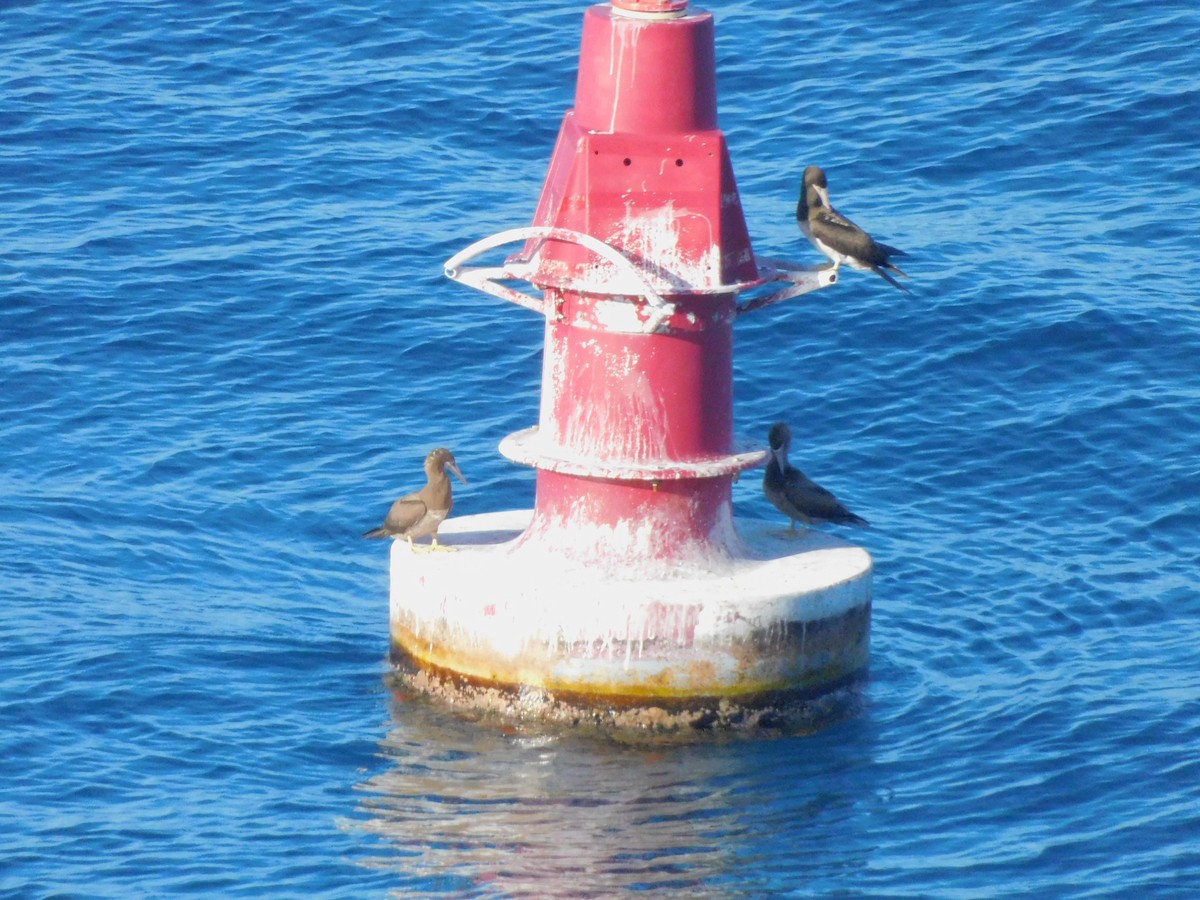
[
  {"xmin": 675, "ymin": 158, "xmax": 684, "ymax": 166},
  {"xmin": 623, "ymin": 157, "xmax": 632, "ymax": 166}
]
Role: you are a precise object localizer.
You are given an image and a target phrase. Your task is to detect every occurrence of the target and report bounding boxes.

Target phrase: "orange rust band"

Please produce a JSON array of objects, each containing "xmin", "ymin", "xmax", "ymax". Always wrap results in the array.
[{"xmin": 389, "ymin": 602, "xmax": 870, "ymax": 706}]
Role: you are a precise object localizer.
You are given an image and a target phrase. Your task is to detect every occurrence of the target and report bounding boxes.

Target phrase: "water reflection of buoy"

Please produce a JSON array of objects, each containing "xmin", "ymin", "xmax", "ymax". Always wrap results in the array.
[{"xmin": 386, "ymin": 1, "xmax": 872, "ymax": 729}]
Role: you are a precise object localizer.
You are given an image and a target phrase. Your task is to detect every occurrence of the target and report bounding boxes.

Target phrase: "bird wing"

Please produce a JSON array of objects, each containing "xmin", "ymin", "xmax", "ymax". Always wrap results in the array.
[
  {"xmin": 786, "ymin": 470, "xmax": 850, "ymax": 519},
  {"xmin": 817, "ymin": 204, "xmax": 861, "ymax": 233},
  {"xmin": 384, "ymin": 496, "xmax": 428, "ymax": 532},
  {"xmin": 811, "ymin": 208, "xmax": 877, "ymax": 259}
]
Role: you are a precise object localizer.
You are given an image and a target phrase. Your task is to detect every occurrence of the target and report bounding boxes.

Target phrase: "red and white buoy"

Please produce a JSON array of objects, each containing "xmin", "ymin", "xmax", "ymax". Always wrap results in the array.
[{"xmin": 389, "ymin": 1, "xmax": 871, "ymax": 727}]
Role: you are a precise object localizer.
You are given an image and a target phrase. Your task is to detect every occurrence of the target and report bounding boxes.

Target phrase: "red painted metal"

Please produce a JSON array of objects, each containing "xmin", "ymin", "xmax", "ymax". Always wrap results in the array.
[
  {"xmin": 509, "ymin": 4, "xmax": 759, "ymax": 565},
  {"xmin": 400, "ymin": 3, "xmax": 870, "ymax": 717}
]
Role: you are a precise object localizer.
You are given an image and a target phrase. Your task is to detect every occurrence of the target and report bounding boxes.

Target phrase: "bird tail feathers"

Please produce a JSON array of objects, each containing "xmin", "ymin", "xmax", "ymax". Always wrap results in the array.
[
  {"xmin": 877, "ymin": 244, "xmax": 910, "ymax": 279},
  {"xmin": 874, "ymin": 266, "xmax": 912, "ymax": 294}
]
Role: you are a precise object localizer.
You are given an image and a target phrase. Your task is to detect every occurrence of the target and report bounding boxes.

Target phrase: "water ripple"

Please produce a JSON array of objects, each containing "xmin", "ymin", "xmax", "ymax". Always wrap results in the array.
[{"xmin": 4, "ymin": 0, "xmax": 1200, "ymax": 894}]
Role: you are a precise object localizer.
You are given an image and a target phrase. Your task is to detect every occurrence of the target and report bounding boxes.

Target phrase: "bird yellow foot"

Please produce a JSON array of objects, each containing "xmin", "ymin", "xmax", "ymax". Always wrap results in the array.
[
  {"xmin": 783, "ymin": 521, "xmax": 810, "ymax": 539},
  {"xmin": 429, "ymin": 543, "xmax": 458, "ymax": 553}
]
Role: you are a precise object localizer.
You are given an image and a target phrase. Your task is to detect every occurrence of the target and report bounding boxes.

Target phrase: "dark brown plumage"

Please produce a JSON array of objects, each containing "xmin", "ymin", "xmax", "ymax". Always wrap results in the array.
[
  {"xmin": 363, "ymin": 448, "xmax": 465, "ymax": 551},
  {"xmin": 763, "ymin": 422, "xmax": 868, "ymax": 531},
  {"xmin": 797, "ymin": 165, "xmax": 910, "ymax": 293}
]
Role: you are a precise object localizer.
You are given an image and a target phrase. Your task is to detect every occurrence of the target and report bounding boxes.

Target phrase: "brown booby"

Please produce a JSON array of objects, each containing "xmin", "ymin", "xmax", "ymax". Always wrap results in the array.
[
  {"xmin": 764, "ymin": 422, "xmax": 868, "ymax": 531},
  {"xmin": 798, "ymin": 165, "xmax": 910, "ymax": 293},
  {"xmin": 363, "ymin": 447, "xmax": 466, "ymax": 551}
]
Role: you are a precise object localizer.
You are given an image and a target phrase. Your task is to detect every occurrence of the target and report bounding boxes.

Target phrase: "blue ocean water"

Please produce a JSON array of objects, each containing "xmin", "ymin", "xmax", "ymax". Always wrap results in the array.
[{"xmin": 3, "ymin": 0, "xmax": 1199, "ymax": 894}]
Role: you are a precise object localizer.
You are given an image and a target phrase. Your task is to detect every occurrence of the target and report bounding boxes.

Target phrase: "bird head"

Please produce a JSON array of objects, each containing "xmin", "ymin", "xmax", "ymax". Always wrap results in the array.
[
  {"xmin": 426, "ymin": 447, "xmax": 466, "ymax": 484},
  {"xmin": 767, "ymin": 422, "xmax": 792, "ymax": 458},
  {"xmin": 802, "ymin": 165, "xmax": 831, "ymax": 212}
]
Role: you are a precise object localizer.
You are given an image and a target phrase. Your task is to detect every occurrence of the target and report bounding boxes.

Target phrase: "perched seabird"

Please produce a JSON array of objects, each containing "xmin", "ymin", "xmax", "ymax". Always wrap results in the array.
[
  {"xmin": 798, "ymin": 165, "xmax": 910, "ymax": 293},
  {"xmin": 764, "ymin": 422, "xmax": 868, "ymax": 531},
  {"xmin": 363, "ymin": 447, "xmax": 466, "ymax": 551}
]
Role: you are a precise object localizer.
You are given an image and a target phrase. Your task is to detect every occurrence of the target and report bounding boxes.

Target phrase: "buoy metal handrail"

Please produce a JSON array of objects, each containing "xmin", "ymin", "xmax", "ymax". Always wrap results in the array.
[
  {"xmin": 444, "ymin": 226, "xmax": 676, "ymax": 334},
  {"xmin": 444, "ymin": 230, "xmax": 839, "ymax": 331},
  {"xmin": 734, "ymin": 257, "xmax": 839, "ymax": 315}
]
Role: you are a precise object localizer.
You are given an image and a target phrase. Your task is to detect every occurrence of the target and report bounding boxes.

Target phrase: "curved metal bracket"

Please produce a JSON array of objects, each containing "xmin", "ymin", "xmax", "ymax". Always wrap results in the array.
[
  {"xmin": 734, "ymin": 257, "xmax": 838, "ymax": 315},
  {"xmin": 444, "ymin": 226, "xmax": 676, "ymax": 334},
  {"xmin": 444, "ymin": 229, "xmax": 838, "ymax": 330}
]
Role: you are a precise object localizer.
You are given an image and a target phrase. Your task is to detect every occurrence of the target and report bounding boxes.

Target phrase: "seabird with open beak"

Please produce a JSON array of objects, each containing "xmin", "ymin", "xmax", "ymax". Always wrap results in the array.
[
  {"xmin": 798, "ymin": 165, "xmax": 910, "ymax": 293},
  {"xmin": 764, "ymin": 422, "xmax": 868, "ymax": 531},
  {"xmin": 363, "ymin": 447, "xmax": 466, "ymax": 551}
]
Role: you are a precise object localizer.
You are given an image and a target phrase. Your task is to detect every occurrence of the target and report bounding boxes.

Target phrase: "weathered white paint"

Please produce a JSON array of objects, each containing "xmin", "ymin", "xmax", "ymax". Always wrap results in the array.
[
  {"xmin": 388, "ymin": 509, "xmax": 872, "ymax": 696},
  {"xmin": 499, "ymin": 425, "xmax": 768, "ymax": 479},
  {"xmin": 590, "ymin": 297, "xmax": 649, "ymax": 333}
]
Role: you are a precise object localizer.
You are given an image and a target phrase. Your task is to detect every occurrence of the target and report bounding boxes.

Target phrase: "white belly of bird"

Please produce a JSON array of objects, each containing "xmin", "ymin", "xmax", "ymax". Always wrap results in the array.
[{"xmin": 813, "ymin": 236, "xmax": 869, "ymax": 270}]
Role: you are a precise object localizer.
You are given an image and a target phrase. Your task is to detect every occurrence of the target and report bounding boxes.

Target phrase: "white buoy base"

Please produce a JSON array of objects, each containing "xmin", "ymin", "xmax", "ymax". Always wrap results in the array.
[{"xmin": 387, "ymin": 509, "xmax": 871, "ymax": 722}]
